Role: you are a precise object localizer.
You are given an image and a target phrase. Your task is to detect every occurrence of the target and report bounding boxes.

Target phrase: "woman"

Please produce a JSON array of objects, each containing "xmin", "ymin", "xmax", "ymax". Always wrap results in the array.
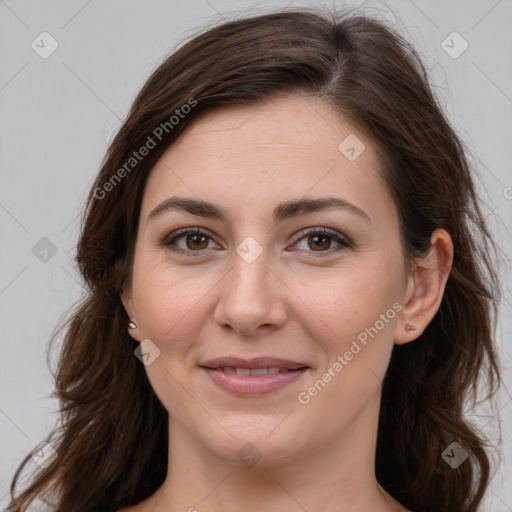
[{"xmin": 7, "ymin": 7, "xmax": 501, "ymax": 512}]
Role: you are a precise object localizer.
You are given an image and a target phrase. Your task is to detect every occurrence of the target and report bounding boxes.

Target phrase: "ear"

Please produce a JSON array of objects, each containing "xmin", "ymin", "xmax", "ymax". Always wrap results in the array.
[
  {"xmin": 120, "ymin": 282, "xmax": 141, "ymax": 342},
  {"xmin": 395, "ymin": 228, "xmax": 454, "ymax": 345}
]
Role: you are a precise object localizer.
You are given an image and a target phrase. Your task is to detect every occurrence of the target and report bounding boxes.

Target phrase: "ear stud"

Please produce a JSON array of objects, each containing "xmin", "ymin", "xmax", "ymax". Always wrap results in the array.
[{"xmin": 128, "ymin": 322, "xmax": 137, "ymax": 329}]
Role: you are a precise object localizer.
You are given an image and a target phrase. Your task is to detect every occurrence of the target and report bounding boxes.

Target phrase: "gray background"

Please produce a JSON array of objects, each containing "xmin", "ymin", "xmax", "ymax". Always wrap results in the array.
[{"xmin": 1, "ymin": 0, "xmax": 511, "ymax": 510}]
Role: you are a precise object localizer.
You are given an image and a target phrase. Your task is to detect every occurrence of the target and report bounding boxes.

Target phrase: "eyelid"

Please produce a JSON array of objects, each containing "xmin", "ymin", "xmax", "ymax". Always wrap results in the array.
[
  {"xmin": 161, "ymin": 226, "xmax": 216, "ymax": 244},
  {"xmin": 291, "ymin": 226, "xmax": 349, "ymax": 244}
]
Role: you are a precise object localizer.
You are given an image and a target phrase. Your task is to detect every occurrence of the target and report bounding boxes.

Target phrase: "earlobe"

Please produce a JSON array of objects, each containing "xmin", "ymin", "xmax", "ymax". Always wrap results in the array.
[
  {"xmin": 120, "ymin": 284, "xmax": 141, "ymax": 342},
  {"xmin": 395, "ymin": 229, "xmax": 454, "ymax": 345}
]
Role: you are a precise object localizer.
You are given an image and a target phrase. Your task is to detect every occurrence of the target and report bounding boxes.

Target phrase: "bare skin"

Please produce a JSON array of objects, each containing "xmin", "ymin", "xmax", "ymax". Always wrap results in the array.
[{"xmin": 119, "ymin": 94, "xmax": 453, "ymax": 512}]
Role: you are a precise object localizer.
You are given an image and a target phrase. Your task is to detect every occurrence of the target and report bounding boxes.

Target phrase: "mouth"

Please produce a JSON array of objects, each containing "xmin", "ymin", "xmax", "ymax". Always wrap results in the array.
[{"xmin": 199, "ymin": 357, "xmax": 310, "ymax": 396}]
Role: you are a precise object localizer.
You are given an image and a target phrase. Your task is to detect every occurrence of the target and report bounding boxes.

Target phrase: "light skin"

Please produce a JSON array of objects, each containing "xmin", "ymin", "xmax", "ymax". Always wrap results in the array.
[{"xmin": 119, "ymin": 94, "xmax": 453, "ymax": 512}]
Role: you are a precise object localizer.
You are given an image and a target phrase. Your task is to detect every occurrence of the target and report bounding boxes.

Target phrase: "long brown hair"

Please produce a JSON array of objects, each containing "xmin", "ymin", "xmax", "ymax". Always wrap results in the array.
[{"xmin": 8, "ymin": 7, "xmax": 501, "ymax": 512}]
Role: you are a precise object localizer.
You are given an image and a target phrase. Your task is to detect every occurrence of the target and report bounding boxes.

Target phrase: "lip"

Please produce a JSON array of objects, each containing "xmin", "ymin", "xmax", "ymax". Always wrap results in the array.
[
  {"xmin": 200, "ymin": 356, "xmax": 308, "ymax": 371},
  {"xmin": 199, "ymin": 356, "xmax": 310, "ymax": 396}
]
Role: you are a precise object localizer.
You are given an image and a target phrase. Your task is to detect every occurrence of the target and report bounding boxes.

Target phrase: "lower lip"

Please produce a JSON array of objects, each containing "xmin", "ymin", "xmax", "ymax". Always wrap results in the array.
[{"xmin": 201, "ymin": 367, "xmax": 308, "ymax": 396}]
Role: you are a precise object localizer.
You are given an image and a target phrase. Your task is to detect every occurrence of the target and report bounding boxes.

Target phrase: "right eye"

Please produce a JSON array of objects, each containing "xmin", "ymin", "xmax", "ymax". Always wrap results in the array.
[{"xmin": 162, "ymin": 227, "xmax": 220, "ymax": 257}]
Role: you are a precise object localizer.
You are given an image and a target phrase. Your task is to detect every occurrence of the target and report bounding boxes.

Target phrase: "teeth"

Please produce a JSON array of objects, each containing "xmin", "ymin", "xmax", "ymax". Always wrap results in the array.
[
  {"xmin": 219, "ymin": 367, "xmax": 289, "ymax": 375},
  {"xmin": 250, "ymin": 368, "xmax": 268, "ymax": 376}
]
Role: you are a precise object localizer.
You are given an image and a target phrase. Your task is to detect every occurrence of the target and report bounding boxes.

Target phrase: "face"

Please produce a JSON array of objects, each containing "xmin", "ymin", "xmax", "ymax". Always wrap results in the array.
[{"xmin": 122, "ymin": 94, "xmax": 410, "ymax": 466}]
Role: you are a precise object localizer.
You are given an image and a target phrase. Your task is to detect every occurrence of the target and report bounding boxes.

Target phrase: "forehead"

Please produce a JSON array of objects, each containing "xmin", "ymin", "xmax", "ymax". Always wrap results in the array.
[
  {"xmin": 167, "ymin": 94, "xmax": 370, "ymax": 165},
  {"xmin": 140, "ymin": 94, "xmax": 393, "ymax": 224}
]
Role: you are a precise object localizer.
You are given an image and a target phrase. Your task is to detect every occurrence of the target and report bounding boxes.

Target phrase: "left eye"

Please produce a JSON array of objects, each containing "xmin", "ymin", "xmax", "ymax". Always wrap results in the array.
[
  {"xmin": 290, "ymin": 227, "xmax": 350, "ymax": 257},
  {"xmin": 162, "ymin": 227, "xmax": 350, "ymax": 257}
]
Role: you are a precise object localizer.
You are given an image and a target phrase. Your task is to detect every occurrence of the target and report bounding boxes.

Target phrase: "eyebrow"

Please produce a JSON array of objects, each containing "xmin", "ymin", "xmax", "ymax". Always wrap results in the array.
[{"xmin": 147, "ymin": 195, "xmax": 371, "ymax": 224}]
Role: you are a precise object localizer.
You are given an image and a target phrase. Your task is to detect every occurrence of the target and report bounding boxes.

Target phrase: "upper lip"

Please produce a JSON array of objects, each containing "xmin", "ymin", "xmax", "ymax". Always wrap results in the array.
[{"xmin": 199, "ymin": 357, "xmax": 309, "ymax": 370}]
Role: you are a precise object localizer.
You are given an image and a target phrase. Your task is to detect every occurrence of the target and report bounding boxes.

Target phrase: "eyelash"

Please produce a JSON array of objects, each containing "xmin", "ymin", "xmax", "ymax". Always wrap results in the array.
[{"xmin": 161, "ymin": 226, "xmax": 351, "ymax": 259}]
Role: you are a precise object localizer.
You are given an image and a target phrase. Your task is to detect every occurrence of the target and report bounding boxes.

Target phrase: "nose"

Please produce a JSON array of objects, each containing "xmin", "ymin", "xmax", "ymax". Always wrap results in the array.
[{"xmin": 213, "ymin": 249, "xmax": 287, "ymax": 337}]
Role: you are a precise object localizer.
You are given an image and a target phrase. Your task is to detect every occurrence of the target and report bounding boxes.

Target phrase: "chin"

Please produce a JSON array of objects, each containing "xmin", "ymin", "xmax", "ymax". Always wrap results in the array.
[{"xmin": 199, "ymin": 413, "xmax": 308, "ymax": 467}]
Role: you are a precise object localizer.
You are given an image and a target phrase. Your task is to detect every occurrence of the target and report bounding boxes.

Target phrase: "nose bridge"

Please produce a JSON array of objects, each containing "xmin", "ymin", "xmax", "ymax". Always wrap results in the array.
[
  {"xmin": 214, "ymin": 239, "xmax": 286, "ymax": 335},
  {"xmin": 231, "ymin": 243, "xmax": 270, "ymax": 296}
]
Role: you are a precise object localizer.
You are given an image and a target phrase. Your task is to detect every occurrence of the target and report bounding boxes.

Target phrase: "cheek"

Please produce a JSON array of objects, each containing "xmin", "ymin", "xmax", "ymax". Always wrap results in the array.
[
  {"xmin": 132, "ymin": 257, "xmax": 216, "ymax": 348},
  {"xmin": 294, "ymin": 268, "xmax": 400, "ymax": 429},
  {"xmin": 130, "ymin": 259, "xmax": 213, "ymax": 411},
  {"xmin": 290, "ymin": 261, "xmax": 401, "ymax": 351}
]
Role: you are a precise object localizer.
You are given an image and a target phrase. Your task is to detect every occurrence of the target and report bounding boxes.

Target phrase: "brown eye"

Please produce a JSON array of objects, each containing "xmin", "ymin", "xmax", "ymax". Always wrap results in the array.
[
  {"xmin": 163, "ymin": 228, "xmax": 218, "ymax": 257},
  {"xmin": 291, "ymin": 227, "xmax": 350, "ymax": 258},
  {"xmin": 307, "ymin": 234, "xmax": 332, "ymax": 251},
  {"xmin": 184, "ymin": 233, "xmax": 209, "ymax": 250}
]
